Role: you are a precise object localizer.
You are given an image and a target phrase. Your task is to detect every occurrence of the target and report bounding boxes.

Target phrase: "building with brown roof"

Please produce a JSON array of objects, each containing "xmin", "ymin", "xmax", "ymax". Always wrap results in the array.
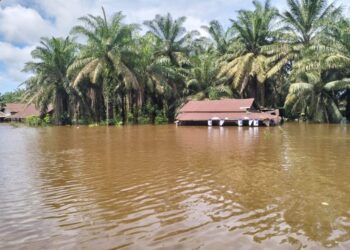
[
  {"xmin": 2, "ymin": 103, "xmax": 53, "ymax": 121},
  {"xmin": 176, "ymin": 99, "xmax": 282, "ymax": 126}
]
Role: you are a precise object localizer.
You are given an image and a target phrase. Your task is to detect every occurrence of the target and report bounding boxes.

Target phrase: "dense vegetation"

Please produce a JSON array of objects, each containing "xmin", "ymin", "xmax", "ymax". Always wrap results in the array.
[
  {"xmin": 0, "ymin": 89, "xmax": 25, "ymax": 109},
  {"xmin": 15, "ymin": 0, "xmax": 350, "ymax": 125}
]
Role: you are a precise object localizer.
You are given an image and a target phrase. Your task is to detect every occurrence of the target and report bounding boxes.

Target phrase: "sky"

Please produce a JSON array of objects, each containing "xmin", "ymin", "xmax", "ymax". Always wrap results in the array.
[{"xmin": 0, "ymin": 0, "xmax": 349, "ymax": 93}]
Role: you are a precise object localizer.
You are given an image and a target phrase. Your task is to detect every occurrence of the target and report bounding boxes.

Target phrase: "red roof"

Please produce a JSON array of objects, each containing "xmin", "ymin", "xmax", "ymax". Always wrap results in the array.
[
  {"xmin": 176, "ymin": 112, "xmax": 277, "ymax": 121},
  {"xmin": 5, "ymin": 103, "xmax": 28, "ymax": 113},
  {"xmin": 176, "ymin": 98, "xmax": 281, "ymax": 122},
  {"xmin": 5, "ymin": 103, "xmax": 54, "ymax": 119},
  {"xmin": 9, "ymin": 104, "xmax": 41, "ymax": 119},
  {"xmin": 179, "ymin": 99, "xmax": 255, "ymax": 113}
]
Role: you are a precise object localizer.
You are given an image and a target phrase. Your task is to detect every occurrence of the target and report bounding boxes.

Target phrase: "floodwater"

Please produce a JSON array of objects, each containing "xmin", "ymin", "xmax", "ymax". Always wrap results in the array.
[{"xmin": 0, "ymin": 123, "xmax": 349, "ymax": 249}]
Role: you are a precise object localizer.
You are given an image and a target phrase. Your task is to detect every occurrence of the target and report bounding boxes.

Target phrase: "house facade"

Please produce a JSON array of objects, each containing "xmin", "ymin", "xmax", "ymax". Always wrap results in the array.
[
  {"xmin": 0, "ymin": 103, "xmax": 48, "ymax": 121},
  {"xmin": 176, "ymin": 99, "xmax": 282, "ymax": 127}
]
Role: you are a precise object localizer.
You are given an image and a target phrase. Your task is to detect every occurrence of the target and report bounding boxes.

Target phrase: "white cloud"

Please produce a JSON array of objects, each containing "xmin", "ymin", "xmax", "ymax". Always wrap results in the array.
[
  {"xmin": 33, "ymin": 0, "xmax": 99, "ymax": 38},
  {"xmin": 0, "ymin": 0, "xmax": 349, "ymax": 92},
  {"xmin": 0, "ymin": 4, "xmax": 52, "ymax": 44},
  {"xmin": 0, "ymin": 42, "xmax": 33, "ymax": 88}
]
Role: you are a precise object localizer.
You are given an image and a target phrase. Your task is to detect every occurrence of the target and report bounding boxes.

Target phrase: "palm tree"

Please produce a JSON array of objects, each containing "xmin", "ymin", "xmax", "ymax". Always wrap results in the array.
[
  {"xmin": 185, "ymin": 55, "xmax": 232, "ymax": 100},
  {"xmin": 219, "ymin": 0, "xmax": 279, "ymax": 106},
  {"xmin": 23, "ymin": 37, "xmax": 77, "ymax": 125},
  {"xmin": 202, "ymin": 20, "xmax": 233, "ymax": 55},
  {"xmin": 285, "ymin": 65, "xmax": 350, "ymax": 122},
  {"xmin": 284, "ymin": 16, "xmax": 350, "ymax": 122},
  {"xmin": 134, "ymin": 33, "xmax": 176, "ymax": 123},
  {"xmin": 266, "ymin": 0, "xmax": 342, "ymax": 77},
  {"xmin": 321, "ymin": 19, "xmax": 350, "ymax": 120},
  {"xmin": 68, "ymin": 8, "xmax": 139, "ymax": 124},
  {"xmin": 144, "ymin": 13, "xmax": 198, "ymax": 122},
  {"xmin": 281, "ymin": 0, "xmax": 342, "ymax": 45}
]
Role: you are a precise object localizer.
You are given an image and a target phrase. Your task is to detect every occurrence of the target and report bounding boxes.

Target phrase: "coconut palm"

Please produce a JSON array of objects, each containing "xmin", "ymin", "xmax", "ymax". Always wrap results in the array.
[
  {"xmin": 68, "ymin": 8, "xmax": 139, "ymax": 124},
  {"xmin": 185, "ymin": 55, "xmax": 232, "ymax": 100},
  {"xmin": 23, "ymin": 37, "xmax": 77, "ymax": 125},
  {"xmin": 219, "ymin": 0, "xmax": 279, "ymax": 106}
]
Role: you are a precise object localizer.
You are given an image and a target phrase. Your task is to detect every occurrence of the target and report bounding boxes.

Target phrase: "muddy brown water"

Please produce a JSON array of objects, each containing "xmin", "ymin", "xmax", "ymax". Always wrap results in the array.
[{"xmin": 0, "ymin": 123, "xmax": 350, "ymax": 249}]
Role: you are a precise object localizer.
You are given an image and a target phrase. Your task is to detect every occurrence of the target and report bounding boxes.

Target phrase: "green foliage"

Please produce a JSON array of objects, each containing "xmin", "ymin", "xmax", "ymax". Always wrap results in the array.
[
  {"xmin": 0, "ymin": 89, "xmax": 25, "ymax": 108},
  {"xmin": 17, "ymin": 0, "xmax": 350, "ymax": 125},
  {"xmin": 155, "ymin": 115, "xmax": 168, "ymax": 125},
  {"xmin": 23, "ymin": 37, "xmax": 77, "ymax": 125},
  {"xmin": 25, "ymin": 115, "xmax": 51, "ymax": 126}
]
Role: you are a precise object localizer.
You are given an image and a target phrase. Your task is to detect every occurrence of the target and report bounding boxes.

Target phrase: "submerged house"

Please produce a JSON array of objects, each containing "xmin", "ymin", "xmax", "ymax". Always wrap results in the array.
[
  {"xmin": 176, "ymin": 98, "xmax": 282, "ymax": 127},
  {"xmin": 1, "ymin": 103, "xmax": 52, "ymax": 121},
  {"xmin": 0, "ymin": 111, "xmax": 6, "ymax": 122}
]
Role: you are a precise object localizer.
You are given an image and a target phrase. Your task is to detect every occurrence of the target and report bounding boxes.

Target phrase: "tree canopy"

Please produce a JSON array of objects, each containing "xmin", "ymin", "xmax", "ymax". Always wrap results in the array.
[{"xmin": 17, "ymin": 0, "xmax": 350, "ymax": 124}]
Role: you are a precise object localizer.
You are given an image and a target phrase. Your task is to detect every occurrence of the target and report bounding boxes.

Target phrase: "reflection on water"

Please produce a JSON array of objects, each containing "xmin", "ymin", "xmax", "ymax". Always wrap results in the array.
[{"xmin": 0, "ymin": 123, "xmax": 349, "ymax": 249}]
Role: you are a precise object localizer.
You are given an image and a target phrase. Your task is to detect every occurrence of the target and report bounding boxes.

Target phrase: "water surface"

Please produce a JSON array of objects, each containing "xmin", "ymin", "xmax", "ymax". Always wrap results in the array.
[{"xmin": 0, "ymin": 123, "xmax": 349, "ymax": 249}]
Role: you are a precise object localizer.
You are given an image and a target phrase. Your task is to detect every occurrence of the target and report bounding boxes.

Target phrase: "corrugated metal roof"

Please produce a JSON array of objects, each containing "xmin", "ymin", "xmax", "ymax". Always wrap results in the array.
[
  {"xmin": 5, "ymin": 103, "xmax": 53, "ymax": 119},
  {"xmin": 176, "ymin": 112, "xmax": 278, "ymax": 121},
  {"xmin": 10, "ymin": 104, "xmax": 41, "ymax": 119},
  {"xmin": 179, "ymin": 99, "xmax": 255, "ymax": 113},
  {"xmin": 5, "ymin": 103, "xmax": 27, "ymax": 113},
  {"xmin": 0, "ymin": 111, "xmax": 6, "ymax": 118},
  {"xmin": 5, "ymin": 103, "xmax": 41, "ymax": 119}
]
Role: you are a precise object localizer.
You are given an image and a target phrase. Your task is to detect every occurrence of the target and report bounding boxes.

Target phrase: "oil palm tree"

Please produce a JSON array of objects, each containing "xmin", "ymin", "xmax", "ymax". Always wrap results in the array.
[
  {"xmin": 23, "ymin": 37, "xmax": 77, "ymax": 125},
  {"xmin": 266, "ymin": 0, "xmax": 342, "ymax": 76},
  {"xmin": 68, "ymin": 8, "xmax": 139, "ymax": 124},
  {"xmin": 185, "ymin": 55, "xmax": 232, "ymax": 100},
  {"xmin": 202, "ymin": 20, "xmax": 234, "ymax": 55},
  {"xmin": 219, "ymin": 0, "xmax": 279, "ymax": 106},
  {"xmin": 135, "ymin": 33, "xmax": 178, "ymax": 123},
  {"xmin": 285, "ymin": 66, "xmax": 350, "ymax": 122},
  {"xmin": 284, "ymin": 17, "xmax": 350, "ymax": 122},
  {"xmin": 144, "ymin": 13, "xmax": 198, "ymax": 122},
  {"xmin": 281, "ymin": 0, "xmax": 342, "ymax": 45},
  {"xmin": 316, "ymin": 18, "xmax": 350, "ymax": 120}
]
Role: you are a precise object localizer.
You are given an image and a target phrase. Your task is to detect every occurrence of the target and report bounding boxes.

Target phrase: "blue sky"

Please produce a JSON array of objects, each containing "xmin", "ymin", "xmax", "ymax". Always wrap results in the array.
[{"xmin": 0, "ymin": 0, "xmax": 349, "ymax": 93}]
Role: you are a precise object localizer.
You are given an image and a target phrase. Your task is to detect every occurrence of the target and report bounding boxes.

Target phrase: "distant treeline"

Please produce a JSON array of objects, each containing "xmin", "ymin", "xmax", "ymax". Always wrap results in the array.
[
  {"xmin": 14, "ymin": 0, "xmax": 350, "ymax": 125},
  {"xmin": 0, "ymin": 89, "xmax": 25, "ymax": 108}
]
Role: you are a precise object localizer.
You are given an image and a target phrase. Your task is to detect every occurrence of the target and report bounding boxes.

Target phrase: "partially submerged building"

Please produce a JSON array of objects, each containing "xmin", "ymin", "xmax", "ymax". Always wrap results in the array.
[
  {"xmin": 1, "ymin": 103, "xmax": 52, "ymax": 122},
  {"xmin": 176, "ymin": 99, "xmax": 282, "ymax": 127},
  {"xmin": 0, "ymin": 111, "xmax": 6, "ymax": 122}
]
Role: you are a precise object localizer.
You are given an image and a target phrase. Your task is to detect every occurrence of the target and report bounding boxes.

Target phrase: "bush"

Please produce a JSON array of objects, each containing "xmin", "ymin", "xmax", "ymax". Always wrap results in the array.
[
  {"xmin": 155, "ymin": 115, "xmax": 168, "ymax": 124},
  {"xmin": 26, "ymin": 115, "xmax": 52, "ymax": 126},
  {"xmin": 138, "ymin": 115, "xmax": 150, "ymax": 124},
  {"xmin": 26, "ymin": 116, "xmax": 42, "ymax": 126},
  {"xmin": 43, "ymin": 114, "xmax": 52, "ymax": 124}
]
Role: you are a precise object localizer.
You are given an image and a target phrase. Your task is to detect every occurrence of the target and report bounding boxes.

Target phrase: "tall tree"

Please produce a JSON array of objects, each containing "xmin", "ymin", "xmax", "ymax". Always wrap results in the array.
[
  {"xmin": 202, "ymin": 20, "xmax": 233, "ymax": 55},
  {"xmin": 68, "ymin": 8, "xmax": 139, "ymax": 124},
  {"xmin": 219, "ymin": 0, "xmax": 279, "ymax": 106},
  {"xmin": 23, "ymin": 37, "xmax": 77, "ymax": 125},
  {"xmin": 280, "ymin": 0, "xmax": 342, "ymax": 45},
  {"xmin": 185, "ymin": 55, "xmax": 232, "ymax": 100},
  {"xmin": 144, "ymin": 13, "xmax": 198, "ymax": 122},
  {"xmin": 267, "ymin": 0, "xmax": 342, "ymax": 77}
]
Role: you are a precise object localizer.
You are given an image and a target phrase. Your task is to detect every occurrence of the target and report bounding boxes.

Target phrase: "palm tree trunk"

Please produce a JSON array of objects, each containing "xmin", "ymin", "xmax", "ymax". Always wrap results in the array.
[
  {"xmin": 54, "ymin": 89, "xmax": 69, "ymax": 126},
  {"xmin": 346, "ymin": 89, "xmax": 350, "ymax": 121},
  {"xmin": 121, "ymin": 95, "xmax": 127, "ymax": 125},
  {"xmin": 106, "ymin": 94, "xmax": 109, "ymax": 125},
  {"xmin": 55, "ymin": 92, "xmax": 63, "ymax": 126},
  {"xmin": 166, "ymin": 96, "xmax": 176, "ymax": 123},
  {"xmin": 259, "ymin": 83, "xmax": 266, "ymax": 108}
]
